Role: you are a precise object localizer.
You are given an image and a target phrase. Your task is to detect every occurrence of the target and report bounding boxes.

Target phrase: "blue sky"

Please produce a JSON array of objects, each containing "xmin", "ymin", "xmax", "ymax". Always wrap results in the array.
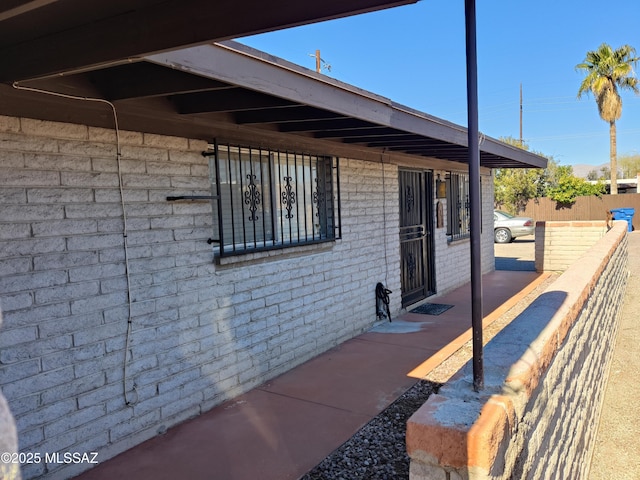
[{"xmin": 239, "ymin": 0, "xmax": 640, "ymax": 169}]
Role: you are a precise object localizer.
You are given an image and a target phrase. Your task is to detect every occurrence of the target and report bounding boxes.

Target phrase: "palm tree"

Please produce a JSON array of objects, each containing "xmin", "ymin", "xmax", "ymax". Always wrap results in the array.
[{"xmin": 576, "ymin": 43, "xmax": 639, "ymax": 194}]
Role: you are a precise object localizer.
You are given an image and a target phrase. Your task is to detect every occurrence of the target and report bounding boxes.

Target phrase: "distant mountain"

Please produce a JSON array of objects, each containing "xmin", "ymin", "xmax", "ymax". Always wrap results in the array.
[{"xmin": 571, "ymin": 163, "xmax": 609, "ymax": 179}]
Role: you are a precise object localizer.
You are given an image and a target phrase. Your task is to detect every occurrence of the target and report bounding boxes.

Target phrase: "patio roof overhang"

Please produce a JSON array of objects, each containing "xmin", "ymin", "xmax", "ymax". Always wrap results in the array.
[
  {"xmin": 3, "ymin": 41, "xmax": 546, "ymax": 170},
  {"xmin": 0, "ymin": 0, "xmax": 418, "ymax": 83}
]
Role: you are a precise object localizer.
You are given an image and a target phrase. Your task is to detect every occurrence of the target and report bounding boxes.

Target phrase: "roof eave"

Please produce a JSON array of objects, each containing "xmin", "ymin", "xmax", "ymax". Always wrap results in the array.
[
  {"xmin": 145, "ymin": 42, "xmax": 548, "ymax": 169},
  {"xmin": 0, "ymin": 0, "xmax": 418, "ymax": 82}
]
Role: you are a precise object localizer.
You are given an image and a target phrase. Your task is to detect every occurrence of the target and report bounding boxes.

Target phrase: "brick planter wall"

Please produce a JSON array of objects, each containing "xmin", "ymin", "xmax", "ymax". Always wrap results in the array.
[
  {"xmin": 535, "ymin": 220, "xmax": 615, "ymax": 272},
  {"xmin": 407, "ymin": 221, "xmax": 629, "ymax": 479}
]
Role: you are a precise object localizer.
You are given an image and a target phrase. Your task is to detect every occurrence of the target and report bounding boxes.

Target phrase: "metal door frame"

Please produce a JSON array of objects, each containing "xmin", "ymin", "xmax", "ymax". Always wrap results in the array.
[{"xmin": 399, "ymin": 169, "xmax": 435, "ymax": 307}]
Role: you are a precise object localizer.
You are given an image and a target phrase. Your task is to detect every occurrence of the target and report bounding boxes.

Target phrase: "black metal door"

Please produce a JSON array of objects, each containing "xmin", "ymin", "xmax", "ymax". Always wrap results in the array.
[{"xmin": 399, "ymin": 170, "xmax": 435, "ymax": 307}]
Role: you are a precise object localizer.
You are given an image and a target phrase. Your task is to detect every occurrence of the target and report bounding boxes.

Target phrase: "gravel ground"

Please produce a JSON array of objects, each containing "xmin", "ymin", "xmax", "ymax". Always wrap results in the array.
[
  {"xmin": 426, "ymin": 271, "xmax": 557, "ymax": 384},
  {"xmin": 300, "ymin": 381, "xmax": 440, "ymax": 480}
]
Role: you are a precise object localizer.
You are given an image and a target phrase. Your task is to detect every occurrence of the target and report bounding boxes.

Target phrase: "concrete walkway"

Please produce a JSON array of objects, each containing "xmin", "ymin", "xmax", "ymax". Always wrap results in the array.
[
  {"xmin": 73, "ymin": 270, "xmax": 543, "ymax": 480},
  {"xmin": 70, "ymin": 233, "xmax": 636, "ymax": 480},
  {"xmin": 588, "ymin": 231, "xmax": 640, "ymax": 479}
]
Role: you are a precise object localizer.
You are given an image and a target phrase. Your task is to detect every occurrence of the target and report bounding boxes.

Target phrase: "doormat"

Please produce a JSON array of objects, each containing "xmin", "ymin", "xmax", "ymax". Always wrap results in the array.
[{"xmin": 410, "ymin": 303, "xmax": 454, "ymax": 315}]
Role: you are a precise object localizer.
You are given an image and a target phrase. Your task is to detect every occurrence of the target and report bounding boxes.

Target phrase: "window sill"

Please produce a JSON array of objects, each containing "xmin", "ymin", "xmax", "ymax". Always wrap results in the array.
[
  {"xmin": 215, "ymin": 240, "xmax": 336, "ymax": 268},
  {"xmin": 447, "ymin": 235, "xmax": 470, "ymax": 245}
]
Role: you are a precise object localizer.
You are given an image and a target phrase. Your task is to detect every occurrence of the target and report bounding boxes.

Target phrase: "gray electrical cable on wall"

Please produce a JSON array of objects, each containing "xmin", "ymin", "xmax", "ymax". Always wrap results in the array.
[{"xmin": 12, "ymin": 83, "xmax": 138, "ymax": 406}]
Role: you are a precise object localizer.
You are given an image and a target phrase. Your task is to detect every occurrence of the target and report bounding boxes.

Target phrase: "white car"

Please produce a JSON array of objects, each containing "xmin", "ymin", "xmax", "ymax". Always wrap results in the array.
[{"xmin": 493, "ymin": 210, "xmax": 534, "ymax": 243}]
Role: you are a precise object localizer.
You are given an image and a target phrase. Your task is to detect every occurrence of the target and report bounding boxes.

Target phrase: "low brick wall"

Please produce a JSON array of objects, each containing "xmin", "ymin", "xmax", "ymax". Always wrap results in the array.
[
  {"xmin": 535, "ymin": 220, "xmax": 613, "ymax": 272},
  {"xmin": 407, "ymin": 221, "xmax": 629, "ymax": 479}
]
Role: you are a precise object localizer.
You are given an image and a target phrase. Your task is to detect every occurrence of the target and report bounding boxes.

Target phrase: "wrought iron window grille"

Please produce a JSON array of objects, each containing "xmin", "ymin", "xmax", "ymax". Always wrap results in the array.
[
  {"xmin": 209, "ymin": 142, "xmax": 341, "ymax": 257},
  {"xmin": 446, "ymin": 172, "xmax": 471, "ymax": 242}
]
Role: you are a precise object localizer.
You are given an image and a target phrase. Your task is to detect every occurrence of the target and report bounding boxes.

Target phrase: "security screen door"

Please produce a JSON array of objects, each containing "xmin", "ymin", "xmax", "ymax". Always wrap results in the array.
[{"xmin": 398, "ymin": 169, "xmax": 435, "ymax": 307}]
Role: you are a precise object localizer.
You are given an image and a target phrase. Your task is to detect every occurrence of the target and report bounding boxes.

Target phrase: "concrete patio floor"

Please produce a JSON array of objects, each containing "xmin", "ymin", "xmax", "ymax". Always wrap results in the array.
[{"xmin": 74, "ymin": 270, "xmax": 544, "ymax": 480}]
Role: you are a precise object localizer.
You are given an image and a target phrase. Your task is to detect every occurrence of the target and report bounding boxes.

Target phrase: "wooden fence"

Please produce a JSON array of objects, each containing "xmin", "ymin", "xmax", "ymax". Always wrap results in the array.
[{"xmin": 521, "ymin": 194, "xmax": 640, "ymax": 231}]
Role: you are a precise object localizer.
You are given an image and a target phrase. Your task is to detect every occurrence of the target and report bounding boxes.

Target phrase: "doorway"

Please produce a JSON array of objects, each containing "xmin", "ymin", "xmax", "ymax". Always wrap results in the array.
[{"xmin": 398, "ymin": 169, "xmax": 435, "ymax": 307}]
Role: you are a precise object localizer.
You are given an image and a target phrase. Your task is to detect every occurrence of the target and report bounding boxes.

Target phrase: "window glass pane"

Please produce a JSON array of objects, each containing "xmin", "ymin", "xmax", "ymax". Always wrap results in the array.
[
  {"xmin": 211, "ymin": 144, "xmax": 338, "ymax": 256},
  {"xmin": 211, "ymin": 147, "xmax": 272, "ymax": 252},
  {"xmin": 446, "ymin": 172, "xmax": 470, "ymax": 241}
]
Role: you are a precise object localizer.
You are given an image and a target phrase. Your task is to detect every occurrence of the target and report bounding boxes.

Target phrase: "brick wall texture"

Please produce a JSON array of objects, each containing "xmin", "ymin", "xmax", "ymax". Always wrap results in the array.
[
  {"xmin": 535, "ymin": 220, "xmax": 612, "ymax": 272},
  {"xmin": 0, "ymin": 116, "xmax": 495, "ymax": 479},
  {"xmin": 433, "ymin": 172, "xmax": 495, "ymax": 294},
  {"xmin": 407, "ymin": 221, "xmax": 629, "ymax": 480}
]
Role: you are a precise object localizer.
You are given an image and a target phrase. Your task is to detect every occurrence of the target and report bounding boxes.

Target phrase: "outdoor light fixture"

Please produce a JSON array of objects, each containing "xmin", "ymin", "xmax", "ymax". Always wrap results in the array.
[{"xmin": 436, "ymin": 174, "xmax": 447, "ymax": 198}]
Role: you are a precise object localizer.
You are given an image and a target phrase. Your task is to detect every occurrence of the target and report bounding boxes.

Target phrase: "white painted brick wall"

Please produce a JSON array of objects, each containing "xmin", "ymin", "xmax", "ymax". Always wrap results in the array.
[
  {"xmin": 0, "ymin": 116, "xmax": 494, "ymax": 479},
  {"xmin": 432, "ymin": 170, "xmax": 495, "ymax": 297}
]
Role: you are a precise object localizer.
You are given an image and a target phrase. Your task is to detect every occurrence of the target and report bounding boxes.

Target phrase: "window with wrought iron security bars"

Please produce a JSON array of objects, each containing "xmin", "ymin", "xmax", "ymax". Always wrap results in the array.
[
  {"xmin": 447, "ymin": 172, "xmax": 471, "ymax": 241},
  {"xmin": 209, "ymin": 142, "xmax": 341, "ymax": 256}
]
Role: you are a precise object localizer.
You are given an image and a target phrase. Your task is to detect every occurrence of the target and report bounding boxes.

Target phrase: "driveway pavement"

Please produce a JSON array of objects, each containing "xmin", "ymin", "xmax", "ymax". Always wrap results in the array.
[{"xmin": 494, "ymin": 235, "xmax": 535, "ymax": 271}]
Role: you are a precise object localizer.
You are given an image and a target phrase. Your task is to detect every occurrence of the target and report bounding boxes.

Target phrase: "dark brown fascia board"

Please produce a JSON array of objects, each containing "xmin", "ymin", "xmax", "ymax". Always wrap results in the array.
[
  {"xmin": 146, "ymin": 43, "xmax": 469, "ymax": 143},
  {"xmin": 0, "ymin": 0, "xmax": 417, "ymax": 82},
  {"xmin": 480, "ymin": 138, "xmax": 547, "ymax": 169},
  {"xmin": 384, "ymin": 99, "xmax": 546, "ymax": 168},
  {"xmin": 145, "ymin": 42, "xmax": 547, "ymax": 169}
]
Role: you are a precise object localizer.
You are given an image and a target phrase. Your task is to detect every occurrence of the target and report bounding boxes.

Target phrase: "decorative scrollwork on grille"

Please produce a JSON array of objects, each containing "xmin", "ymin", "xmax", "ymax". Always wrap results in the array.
[
  {"xmin": 406, "ymin": 252, "xmax": 416, "ymax": 283},
  {"xmin": 244, "ymin": 174, "xmax": 261, "ymax": 222},
  {"xmin": 406, "ymin": 186, "xmax": 414, "ymax": 213},
  {"xmin": 281, "ymin": 176, "xmax": 296, "ymax": 219},
  {"xmin": 313, "ymin": 177, "xmax": 325, "ymax": 217}
]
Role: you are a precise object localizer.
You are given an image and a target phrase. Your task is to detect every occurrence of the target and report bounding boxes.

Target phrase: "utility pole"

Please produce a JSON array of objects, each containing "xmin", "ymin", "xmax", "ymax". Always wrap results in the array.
[
  {"xmin": 310, "ymin": 50, "xmax": 330, "ymax": 73},
  {"xmin": 519, "ymin": 83, "xmax": 523, "ymax": 145}
]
